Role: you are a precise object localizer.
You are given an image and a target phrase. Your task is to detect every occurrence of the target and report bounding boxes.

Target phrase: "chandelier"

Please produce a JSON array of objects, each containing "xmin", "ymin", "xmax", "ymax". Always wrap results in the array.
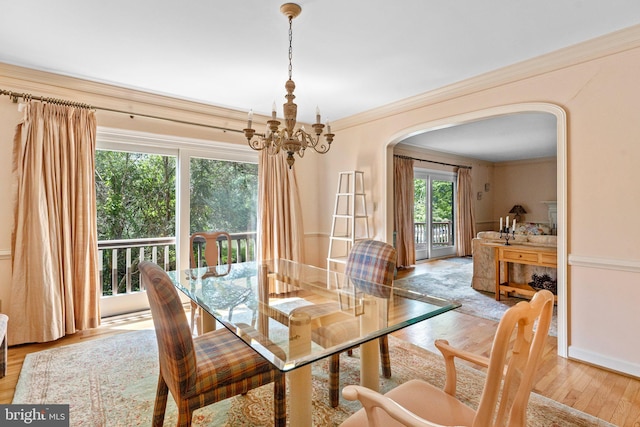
[{"xmin": 244, "ymin": 3, "xmax": 334, "ymax": 168}]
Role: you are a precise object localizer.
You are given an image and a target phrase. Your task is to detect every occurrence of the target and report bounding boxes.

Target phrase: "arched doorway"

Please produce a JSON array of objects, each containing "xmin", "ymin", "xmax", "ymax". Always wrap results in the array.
[{"xmin": 384, "ymin": 102, "xmax": 568, "ymax": 357}]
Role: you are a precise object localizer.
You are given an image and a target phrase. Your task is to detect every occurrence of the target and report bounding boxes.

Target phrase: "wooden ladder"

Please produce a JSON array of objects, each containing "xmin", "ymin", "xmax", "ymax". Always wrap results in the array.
[{"xmin": 327, "ymin": 171, "xmax": 370, "ymax": 276}]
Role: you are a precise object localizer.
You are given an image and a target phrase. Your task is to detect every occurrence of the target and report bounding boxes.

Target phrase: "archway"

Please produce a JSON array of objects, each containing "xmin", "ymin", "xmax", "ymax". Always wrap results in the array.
[{"xmin": 384, "ymin": 102, "xmax": 568, "ymax": 357}]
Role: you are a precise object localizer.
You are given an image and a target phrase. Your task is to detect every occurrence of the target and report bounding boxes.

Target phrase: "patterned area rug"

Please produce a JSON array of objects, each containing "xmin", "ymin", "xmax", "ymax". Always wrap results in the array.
[
  {"xmin": 13, "ymin": 329, "xmax": 611, "ymax": 426},
  {"xmin": 396, "ymin": 257, "xmax": 558, "ymax": 336}
]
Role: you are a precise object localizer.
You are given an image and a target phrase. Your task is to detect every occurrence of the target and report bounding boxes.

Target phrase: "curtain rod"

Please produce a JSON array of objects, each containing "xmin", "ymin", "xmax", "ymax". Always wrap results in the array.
[
  {"xmin": 0, "ymin": 88, "xmax": 244, "ymax": 134},
  {"xmin": 395, "ymin": 154, "xmax": 471, "ymax": 170}
]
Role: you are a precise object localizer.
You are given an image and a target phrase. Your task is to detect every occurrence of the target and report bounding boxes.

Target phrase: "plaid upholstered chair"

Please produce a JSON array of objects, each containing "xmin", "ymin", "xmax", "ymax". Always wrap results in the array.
[
  {"xmin": 312, "ymin": 239, "xmax": 397, "ymax": 407},
  {"xmin": 139, "ymin": 261, "xmax": 286, "ymax": 427}
]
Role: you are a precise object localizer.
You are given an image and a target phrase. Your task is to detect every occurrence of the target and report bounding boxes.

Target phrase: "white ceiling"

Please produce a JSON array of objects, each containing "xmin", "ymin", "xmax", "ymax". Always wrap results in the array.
[
  {"xmin": 397, "ymin": 112, "xmax": 558, "ymax": 162},
  {"xmin": 2, "ymin": 1, "xmax": 640, "ymax": 161}
]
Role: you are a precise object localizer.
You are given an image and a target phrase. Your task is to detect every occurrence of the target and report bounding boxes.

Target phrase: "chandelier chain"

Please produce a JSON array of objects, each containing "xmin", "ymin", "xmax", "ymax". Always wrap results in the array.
[{"xmin": 288, "ymin": 16, "xmax": 293, "ymax": 81}]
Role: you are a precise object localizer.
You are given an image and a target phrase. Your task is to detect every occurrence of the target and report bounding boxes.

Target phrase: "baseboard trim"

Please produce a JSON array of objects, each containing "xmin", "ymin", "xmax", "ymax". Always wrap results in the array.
[{"xmin": 568, "ymin": 345, "xmax": 640, "ymax": 378}]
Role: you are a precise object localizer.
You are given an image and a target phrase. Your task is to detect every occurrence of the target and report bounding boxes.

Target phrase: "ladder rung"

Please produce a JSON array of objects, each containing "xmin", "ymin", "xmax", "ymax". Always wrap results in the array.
[
  {"xmin": 330, "ymin": 235, "xmax": 369, "ymax": 241},
  {"xmin": 328, "ymin": 171, "xmax": 369, "ymax": 270}
]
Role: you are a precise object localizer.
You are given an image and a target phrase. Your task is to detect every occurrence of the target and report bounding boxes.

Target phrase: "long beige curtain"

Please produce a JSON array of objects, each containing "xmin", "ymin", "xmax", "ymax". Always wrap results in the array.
[
  {"xmin": 257, "ymin": 151, "xmax": 305, "ymax": 291},
  {"xmin": 455, "ymin": 168, "xmax": 476, "ymax": 256},
  {"xmin": 394, "ymin": 156, "xmax": 416, "ymax": 268},
  {"xmin": 9, "ymin": 102, "xmax": 100, "ymax": 345}
]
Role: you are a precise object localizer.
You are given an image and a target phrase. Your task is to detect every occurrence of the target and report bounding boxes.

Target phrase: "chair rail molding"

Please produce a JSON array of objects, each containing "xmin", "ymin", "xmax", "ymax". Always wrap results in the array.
[
  {"xmin": 568, "ymin": 254, "xmax": 640, "ymax": 273},
  {"xmin": 0, "ymin": 250, "xmax": 9, "ymax": 261}
]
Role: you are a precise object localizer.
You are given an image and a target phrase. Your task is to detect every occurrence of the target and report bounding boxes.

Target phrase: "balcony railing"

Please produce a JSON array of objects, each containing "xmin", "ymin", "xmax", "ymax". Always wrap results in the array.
[
  {"xmin": 414, "ymin": 221, "xmax": 453, "ymax": 247},
  {"xmin": 98, "ymin": 232, "xmax": 257, "ymax": 297}
]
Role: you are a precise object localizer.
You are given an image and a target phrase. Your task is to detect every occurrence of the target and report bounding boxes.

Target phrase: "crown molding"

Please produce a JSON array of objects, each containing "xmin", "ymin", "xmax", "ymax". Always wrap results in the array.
[
  {"xmin": 336, "ymin": 24, "xmax": 640, "ymax": 130},
  {"xmin": 3, "ymin": 24, "xmax": 640, "ymax": 132},
  {"xmin": 0, "ymin": 62, "xmax": 253, "ymax": 129},
  {"xmin": 493, "ymin": 156, "xmax": 557, "ymax": 167}
]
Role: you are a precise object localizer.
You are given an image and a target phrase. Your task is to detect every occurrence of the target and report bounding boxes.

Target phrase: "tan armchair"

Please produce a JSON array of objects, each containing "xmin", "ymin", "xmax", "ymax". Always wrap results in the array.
[
  {"xmin": 140, "ymin": 261, "xmax": 286, "ymax": 427},
  {"xmin": 340, "ymin": 289, "xmax": 555, "ymax": 427}
]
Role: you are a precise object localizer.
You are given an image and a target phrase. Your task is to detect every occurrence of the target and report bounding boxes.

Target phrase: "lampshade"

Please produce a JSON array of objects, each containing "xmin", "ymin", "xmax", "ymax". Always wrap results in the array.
[{"xmin": 509, "ymin": 205, "xmax": 527, "ymax": 215}]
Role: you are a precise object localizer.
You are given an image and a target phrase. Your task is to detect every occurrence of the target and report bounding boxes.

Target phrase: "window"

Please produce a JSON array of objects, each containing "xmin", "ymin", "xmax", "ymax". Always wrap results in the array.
[
  {"xmin": 414, "ymin": 169, "xmax": 457, "ymax": 260},
  {"xmin": 96, "ymin": 127, "xmax": 258, "ymax": 317},
  {"xmin": 96, "ymin": 150, "xmax": 176, "ymax": 296},
  {"xmin": 190, "ymin": 157, "xmax": 258, "ymax": 262}
]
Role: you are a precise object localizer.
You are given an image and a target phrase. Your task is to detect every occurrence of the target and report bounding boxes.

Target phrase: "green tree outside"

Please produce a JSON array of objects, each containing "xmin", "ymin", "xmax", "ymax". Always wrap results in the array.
[
  {"xmin": 413, "ymin": 179, "xmax": 453, "ymax": 223},
  {"xmin": 95, "ymin": 151, "xmax": 258, "ymax": 295}
]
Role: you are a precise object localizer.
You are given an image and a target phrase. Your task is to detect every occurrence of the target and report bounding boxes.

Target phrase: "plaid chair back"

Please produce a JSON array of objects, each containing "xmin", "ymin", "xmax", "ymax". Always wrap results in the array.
[
  {"xmin": 345, "ymin": 240, "xmax": 397, "ymax": 298},
  {"xmin": 139, "ymin": 261, "xmax": 197, "ymax": 398}
]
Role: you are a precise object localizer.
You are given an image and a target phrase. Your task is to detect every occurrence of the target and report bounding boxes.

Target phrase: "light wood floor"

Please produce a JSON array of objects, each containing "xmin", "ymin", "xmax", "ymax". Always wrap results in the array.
[{"xmin": 1, "ymin": 262, "xmax": 638, "ymax": 426}]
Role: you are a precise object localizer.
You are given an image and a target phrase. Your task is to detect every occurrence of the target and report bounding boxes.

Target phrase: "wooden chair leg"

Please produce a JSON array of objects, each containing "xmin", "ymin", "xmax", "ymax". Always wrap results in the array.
[
  {"xmin": 379, "ymin": 336, "xmax": 391, "ymax": 378},
  {"xmin": 329, "ymin": 353, "xmax": 341, "ymax": 407},
  {"xmin": 190, "ymin": 301, "xmax": 199, "ymax": 335},
  {"xmin": 152, "ymin": 376, "xmax": 169, "ymax": 427},
  {"xmin": 176, "ymin": 401, "xmax": 193, "ymax": 427},
  {"xmin": 274, "ymin": 372, "xmax": 287, "ymax": 427}
]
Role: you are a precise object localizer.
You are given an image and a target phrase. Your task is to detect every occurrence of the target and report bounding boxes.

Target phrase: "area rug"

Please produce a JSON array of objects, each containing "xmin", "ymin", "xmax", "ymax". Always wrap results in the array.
[
  {"xmin": 395, "ymin": 258, "xmax": 557, "ymax": 336},
  {"xmin": 13, "ymin": 329, "xmax": 611, "ymax": 426}
]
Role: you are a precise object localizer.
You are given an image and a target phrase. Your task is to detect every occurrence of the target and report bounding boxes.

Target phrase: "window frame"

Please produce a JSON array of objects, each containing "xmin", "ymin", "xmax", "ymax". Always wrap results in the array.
[{"xmin": 96, "ymin": 126, "xmax": 258, "ymax": 316}]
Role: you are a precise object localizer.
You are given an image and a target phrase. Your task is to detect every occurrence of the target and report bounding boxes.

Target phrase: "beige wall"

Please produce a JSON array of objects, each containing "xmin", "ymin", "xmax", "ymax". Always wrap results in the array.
[
  {"xmin": 301, "ymin": 26, "xmax": 640, "ymax": 376},
  {"xmin": 493, "ymin": 158, "xmax": 557, "ymax": 226},
  {"xmin": 1, "ymin": 25, "xmax": 639, "ymax": 376}
]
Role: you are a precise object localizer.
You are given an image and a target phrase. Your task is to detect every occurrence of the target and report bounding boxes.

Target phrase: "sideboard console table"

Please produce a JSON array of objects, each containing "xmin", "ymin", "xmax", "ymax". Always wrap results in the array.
[{"xmin": 485, "ymin": 243, "xmax": 557, "ymax": 302}]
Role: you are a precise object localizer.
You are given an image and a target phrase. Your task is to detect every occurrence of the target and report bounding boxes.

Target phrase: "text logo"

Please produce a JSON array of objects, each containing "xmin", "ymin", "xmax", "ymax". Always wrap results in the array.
[{"xmin": 0, "ymin": 405, "xmax": 69, "ymax": 426}]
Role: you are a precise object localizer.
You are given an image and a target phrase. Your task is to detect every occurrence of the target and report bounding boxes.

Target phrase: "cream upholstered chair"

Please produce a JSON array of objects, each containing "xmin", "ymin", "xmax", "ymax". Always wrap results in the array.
[
  {"xmin": 140, "ymin": 261, "xmax": 286, "ymax": 427},
  {"xmin": 189, "ymin": 231, "xmax": 232, "ymax": 334},
  {"xmin": 312, "ymin": 239, "xmax": 397, "ymax": 407},
  {"xmin": 340, "ymin": 289, "xmax": 555, "ymax": 427}
]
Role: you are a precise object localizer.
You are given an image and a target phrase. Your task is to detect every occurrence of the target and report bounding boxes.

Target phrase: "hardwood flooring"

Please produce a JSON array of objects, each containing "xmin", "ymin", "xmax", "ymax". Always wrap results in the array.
[
  {"xmin": 393, "ymin": 262, "xmax": 640, "ymax": 427},
  {"xmin": 1, "ymin": 261, "xmax": 638, "ymax": 426}
]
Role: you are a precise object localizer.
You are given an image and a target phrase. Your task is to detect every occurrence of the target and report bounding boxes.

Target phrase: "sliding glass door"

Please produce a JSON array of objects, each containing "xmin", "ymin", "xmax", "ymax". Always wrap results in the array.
[
  {"xmin": 414, "ymin": 169, "xmax": 457, "ymax": 260},
  {"xmin": 96, "ymin": 129, "xmax": 258, "ymax": 317}
]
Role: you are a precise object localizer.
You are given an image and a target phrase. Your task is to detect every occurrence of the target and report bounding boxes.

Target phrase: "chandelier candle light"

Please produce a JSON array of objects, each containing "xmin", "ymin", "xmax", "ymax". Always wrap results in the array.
[
  {"xmin": 499, "ymin": 216, "xmax": 517, "ymax": 245},
  {"xmin": 244, "ymin": 3, "xmax": 334, "ymax": 168}
]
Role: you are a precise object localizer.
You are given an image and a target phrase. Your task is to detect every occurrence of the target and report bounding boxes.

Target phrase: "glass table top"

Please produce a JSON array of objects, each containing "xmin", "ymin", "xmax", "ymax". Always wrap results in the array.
[{"xmin": 168, "ymin": 259, "xmax": 459, "ymax": 371}]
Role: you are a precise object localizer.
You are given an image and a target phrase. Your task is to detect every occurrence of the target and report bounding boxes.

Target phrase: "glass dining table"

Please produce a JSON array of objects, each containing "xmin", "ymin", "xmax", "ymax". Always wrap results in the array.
[{"xmin": 168, "ymin": 259, "xmax": 460, "ymax": 426}]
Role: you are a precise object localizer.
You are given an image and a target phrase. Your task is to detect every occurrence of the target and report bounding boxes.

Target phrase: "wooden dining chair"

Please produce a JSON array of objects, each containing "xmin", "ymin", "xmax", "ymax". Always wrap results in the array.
[
  {"xmin": 139, "ymin": 261, "xmax": 286, "ymax": 427},
  {"xmin": 312, "ymin": 239, "xmax": 397, "ymax": 407},
  {"xmin": 189, "ymin": 231, "xmax": 232, "ymax": 334},
  {"xmin": 340, "ymin": 289, "xmax": 555, "ymax": 427}
]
